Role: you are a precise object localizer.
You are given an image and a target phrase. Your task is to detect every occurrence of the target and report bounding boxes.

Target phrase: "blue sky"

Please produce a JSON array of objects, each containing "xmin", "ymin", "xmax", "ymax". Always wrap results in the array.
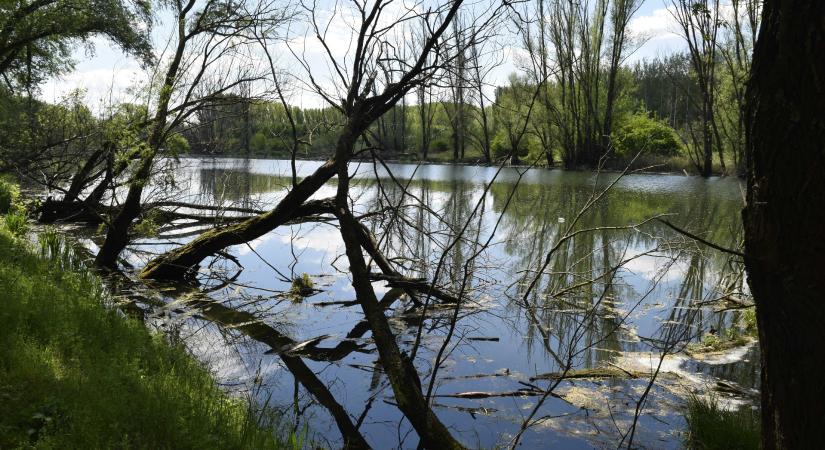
[{"xmin": 41, "ymin": 0, "xmax": 685, "ymax": 108}]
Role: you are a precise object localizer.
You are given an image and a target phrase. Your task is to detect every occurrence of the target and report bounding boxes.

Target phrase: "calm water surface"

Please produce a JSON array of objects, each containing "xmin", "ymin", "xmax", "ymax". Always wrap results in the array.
[{"xmin": 97, "ymin": 158, "xmax": 756, "ymax": 449}]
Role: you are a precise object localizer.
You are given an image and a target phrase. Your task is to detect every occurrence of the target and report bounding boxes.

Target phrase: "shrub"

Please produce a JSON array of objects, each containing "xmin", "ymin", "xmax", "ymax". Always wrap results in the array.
[
  {"xmin": 164, "ymin": 133, "xmax": 190, "ymax": 155},
  {"xmin": 430, "ymin": 138, "xmax": 450, "ymax": 153},
  {"xmin": 0, "ymin": 177, "xmax": 20, "ymax": 214},
  {"xmin": 612, "ymin": 113, "xmax": 683, "ymax": 157},
  {"xmin": 491, "ymin": 131, "xmax": 532, "ymax": 159}
]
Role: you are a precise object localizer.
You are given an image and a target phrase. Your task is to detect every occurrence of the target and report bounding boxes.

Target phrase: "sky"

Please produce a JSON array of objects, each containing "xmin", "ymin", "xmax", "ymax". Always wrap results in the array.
[{"xmin": 40, "ymin": 0, "xmax": 686, "ymax": 109}]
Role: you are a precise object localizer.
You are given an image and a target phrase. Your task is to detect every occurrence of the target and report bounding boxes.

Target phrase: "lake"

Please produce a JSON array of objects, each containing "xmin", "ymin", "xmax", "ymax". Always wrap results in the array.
[{"xmin": 89, "ymin": 157, "xmax": 757, "ymax": 449}]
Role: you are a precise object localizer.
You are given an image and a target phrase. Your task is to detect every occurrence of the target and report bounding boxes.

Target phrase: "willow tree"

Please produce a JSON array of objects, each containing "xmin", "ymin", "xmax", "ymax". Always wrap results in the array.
[
  {"xmin": 444, "ymin": 15, "xmax": 470, "ymax": 161},
  {"xmin": 544, "ymin": 0, "xmax": 612, "ymax": 167},
  {"xmin": 94, "ymin": 0, "xmax": 281, "ymax": 268},
  {"xmin": 0, "ymin": 0, "xmax": 152, "ymax": 86},
  {"xmin": 744, "ymin": 0, "xmax": 825, "ymax": 448},
  {"xmin": 517, "ymin": 0, "xmax": 555, "ymax": 166},
  {"xmin": 0, "ymin": 0, "xmax": 153, "ymax": 179},
  {"xmin": 466, "ymin": 28, "xmax": 497, "ymax": 164},
  {"xmin": 602, "ymin": 0, "xmax": 643, "ymax": 148}
]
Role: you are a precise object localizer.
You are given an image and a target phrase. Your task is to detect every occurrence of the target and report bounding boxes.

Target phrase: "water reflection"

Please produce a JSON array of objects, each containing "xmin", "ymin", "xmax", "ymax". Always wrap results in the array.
[{"xmin": 119, "ymin": 158, "xmax": 754, "ymax": 449}]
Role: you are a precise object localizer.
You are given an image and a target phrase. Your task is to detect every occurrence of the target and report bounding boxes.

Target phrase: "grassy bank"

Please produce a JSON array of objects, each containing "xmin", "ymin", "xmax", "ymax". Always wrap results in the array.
[{"xmin": 0, "ymin": 181, "xmax": 292, "ymax": 448}]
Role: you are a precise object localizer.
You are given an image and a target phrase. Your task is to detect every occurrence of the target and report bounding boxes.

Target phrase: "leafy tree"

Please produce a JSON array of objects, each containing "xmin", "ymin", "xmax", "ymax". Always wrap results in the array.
[
  {"xmin": 492, "ymin": 75, "xmax": 539, "ymax": 164},
  {"xmin": 632, "ymin": 54, "xmax": 699, "ymax": 131},
  {"xmin": 0, "ymin": 0, "xmax": 153, "ymax": 89}
]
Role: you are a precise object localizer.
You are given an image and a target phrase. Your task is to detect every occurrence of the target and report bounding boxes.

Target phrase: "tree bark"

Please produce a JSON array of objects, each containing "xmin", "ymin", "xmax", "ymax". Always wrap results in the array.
[{"xmin": 744, "ymin": 1, "xmax": 825, "ymax": 448}]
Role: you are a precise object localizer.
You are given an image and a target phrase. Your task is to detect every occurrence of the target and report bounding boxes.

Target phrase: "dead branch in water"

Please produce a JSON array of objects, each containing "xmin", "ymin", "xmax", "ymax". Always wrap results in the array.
[{"xmin": 530, "ymin": 367, "xmax": 648, "ymax": 382}]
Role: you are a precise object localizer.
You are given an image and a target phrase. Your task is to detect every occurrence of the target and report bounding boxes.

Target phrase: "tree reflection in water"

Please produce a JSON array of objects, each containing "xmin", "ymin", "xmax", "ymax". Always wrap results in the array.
[{"xmin": 110, "ymin": 158, "xmax": 751, "ymax": 449}]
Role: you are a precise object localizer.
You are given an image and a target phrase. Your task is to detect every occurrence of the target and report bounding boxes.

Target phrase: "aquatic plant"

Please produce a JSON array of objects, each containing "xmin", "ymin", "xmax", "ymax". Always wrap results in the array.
[
  {"xmin": 684, "ymin": 394, "xmax": 759, "ymax": 450},
  {"xmin": 289, "ymin": 272, "xmax": 315, "ymax": 300}
]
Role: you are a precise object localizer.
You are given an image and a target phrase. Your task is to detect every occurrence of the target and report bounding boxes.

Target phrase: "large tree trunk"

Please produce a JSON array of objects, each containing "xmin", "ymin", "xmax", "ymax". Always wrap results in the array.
[
  {"xmin": 95, "ymin": 152, "xmax": 157, "ymax": 268},
  {"xmin": 701, "ymin": 95, "xmax": 713, "ymax": 177},
  {"xmin": 744, "ymin": 1, "xmax": 825, "ymax": 448},
  {"xmin": 65, "ymin": 146, "xmax": 107, "ymax": 203}
]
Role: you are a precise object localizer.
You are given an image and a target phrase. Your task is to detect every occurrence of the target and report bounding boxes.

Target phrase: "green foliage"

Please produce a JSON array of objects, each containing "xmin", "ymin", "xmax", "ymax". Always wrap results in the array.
[
  {"xmin": 430, "ymin": 138, "xmax": 450, "ymax": 153},
  {"xmin": 491, "ymin": 130, "xmax": 531, "ymax": 159},
  {"xmin": 0, "ymin": 89, "xmax": 100, "ymax": 171},
  {"xmin": 164, "ymin": 132, "xmax": 190, "ymax": 155},
  {"xmin": 0, "ymin": 176, "xmax": 26, "ymax": 235},
  {"xmin": 0, "ymin": 0, "xmax": 152, "ymax": 89},
  {"xmin": 702, "ymin": 333, "xmax": 721, "ymax": 348},
  {"xmin": 740, "ymin": 308, "xmax": 758, "ymax": 336},
  {"xmin": 0, "ymin": 222, "xmax": 291, "ymax": 448},
  {"xmin": 133, "ymin": 209, "xmax": 163, "ymax": 237},
  {"xmin": 684, "ymin": 395, "xmax": 760, "ymax": 450},
  {"xmin": 632, "ymin": 54, "xmax": 698, "ymax": 130},
  {"xmin": 687, "ymin": 330, "xmax": 751, "ymax": 355},
  {"xmin": 184, "ymin": 98, "xmax": 342, "ymax": 157},
  {"xmin": 612, "ymin": 112, "xmax": 684, "ymax": 157}
]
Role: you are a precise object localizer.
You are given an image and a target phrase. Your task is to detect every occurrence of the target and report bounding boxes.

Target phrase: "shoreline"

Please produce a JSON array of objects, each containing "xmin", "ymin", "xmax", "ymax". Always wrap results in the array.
[
  {"xmin": 183, "ymin": 153, "xmax": 735, "ymax": 178},
  {"xmin": 0, "ymin": 178, "xmax": 291, "ymax": 448}
]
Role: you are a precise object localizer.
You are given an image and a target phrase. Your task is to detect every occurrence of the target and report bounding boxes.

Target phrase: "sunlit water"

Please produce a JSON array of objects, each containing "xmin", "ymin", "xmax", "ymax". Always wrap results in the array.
[{"xmin": 86, "ymin": 158, "xmax": 757, "ymax": 449}]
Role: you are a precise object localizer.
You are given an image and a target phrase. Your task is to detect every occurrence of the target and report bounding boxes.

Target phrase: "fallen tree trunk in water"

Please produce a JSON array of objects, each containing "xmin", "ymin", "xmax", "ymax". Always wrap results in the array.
[
  {"xmin": 433, "ymin": 388, "xmax": 547, "ymax": 399},
  {"xmin": 529, "ymin": 367, "xmax": 648, "ymax": 382},
  {"xmin": 140, "ymin": 159, "xmax": 339, "ymax": 280},
  {"xmin": 39, "ymin": 199, "xmax": 113, "ymax": 223}
]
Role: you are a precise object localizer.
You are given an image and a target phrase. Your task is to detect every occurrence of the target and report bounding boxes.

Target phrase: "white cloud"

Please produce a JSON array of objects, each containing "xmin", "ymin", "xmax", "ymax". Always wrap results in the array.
[
  {"xmin": 41, "ymin": 66, "xmax": 144, "ymax": 105},
  {"xmin": 624, "ymin": 6, "xmax": 688, "ymax": 63},
  {"xmin": 629, "ymin": 6, "xmax": 680, "ymax": 41}
]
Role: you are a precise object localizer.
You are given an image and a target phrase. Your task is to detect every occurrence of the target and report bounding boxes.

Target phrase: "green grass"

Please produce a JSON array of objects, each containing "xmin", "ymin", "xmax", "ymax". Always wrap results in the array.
[
  {"xmin": 0, "ymin": 219, "xmax": 294, "ymax": 448},
  {"xmin": 4, "ymin": 210, "xmax": 28, "ymax": 236},
  {"xmin": 685, "ymin": 394, "xmax": 760, "ymax": 450}
]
